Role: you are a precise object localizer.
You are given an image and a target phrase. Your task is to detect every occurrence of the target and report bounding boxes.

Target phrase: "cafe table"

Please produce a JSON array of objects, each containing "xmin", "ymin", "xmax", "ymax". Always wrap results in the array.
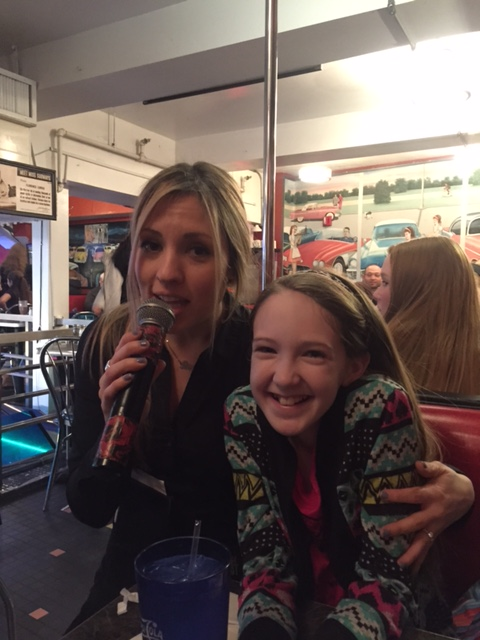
[{"xmin": 62, "ymin": 590, "xmax": 456, "ymax": 640}]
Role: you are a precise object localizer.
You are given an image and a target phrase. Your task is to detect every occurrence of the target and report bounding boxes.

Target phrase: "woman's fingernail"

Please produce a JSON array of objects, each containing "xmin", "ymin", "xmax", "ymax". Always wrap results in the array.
[
  {"xmin": 123, "ymin": 373, "xmax": 134, "ymax": 381},
  {"xmin": 381, "ymin": 530, "xmax": 392, "ymax": 542},
  {"xmin": 398, "ymin": 561, "xmax": 408, "ymax": 569},
  {"xmin": 379, "ymin": 490, "xmax": 389, "ymax": 503},
  {"xmin": 136, "ymin": 357, "xmax": 147, "ymax": 364},
  {"xmin": 140, "ymin": 339, "xmax": 148, "ymax": 346},
  {"xmin": 421, "ymin": 461, "xmax": 428, "ymax": 469}
]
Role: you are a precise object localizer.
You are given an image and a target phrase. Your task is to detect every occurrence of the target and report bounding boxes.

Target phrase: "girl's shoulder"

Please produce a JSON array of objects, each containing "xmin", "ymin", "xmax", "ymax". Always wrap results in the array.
[
  {"xmin": 343, "ymin": 374, "xmax": 410, "ymax": 423},
  {"xmin": 348, "ymin": 373, "xmax": 406, "ymax": 397},
  {"xmin": 225, "ymin": 385, "xmax": 257, "ymax": 426}
]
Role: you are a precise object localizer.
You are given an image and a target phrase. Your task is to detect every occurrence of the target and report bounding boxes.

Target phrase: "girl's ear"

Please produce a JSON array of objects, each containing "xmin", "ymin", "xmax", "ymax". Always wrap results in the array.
[{"xmin": 342, "ymin": 352, "xmax": 370, "ymax": 387}]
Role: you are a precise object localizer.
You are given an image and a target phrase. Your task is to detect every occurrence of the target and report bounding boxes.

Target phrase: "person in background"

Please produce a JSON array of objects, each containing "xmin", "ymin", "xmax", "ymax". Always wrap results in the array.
[
  {"xmin": 225, "ymin": 271, "xmax": 449, "ymax": 639},
  {"xmin": 84, "ymin": 272, "xmax": 104, "ymax": 315},
  {"xmin": 69, "ymin": 262, "xmax": 88, "ymax": 294},
  {"xmin": 288, "ymin": 224, "xmax": 303, "ymax": 274},
  {"xmin": 92, "ymin": 236, "xmax": 131, "ymax": 314},
  {"xmin": 403, "ymin": 226, "xmax": 415, "ymax": 241},
  {"xmin": 432, "ymin": 214, "xmax": 443, "ymax": 236},
  {"xmin": 65, "ymin": 163, "xmax": 473, "ymax": 631},
  {"xmin": 0, "ymin": 243, "xmax": 28, "ymax": 290},
  {"xmin": 323, "ymin": 211, "xmax": 335, "ymax": 227},
  {"xmin": 0, "ymin": 269, "xmax": 31, "ymax": 312},
  {"xmin": 375, "ymin": 236, "xmax": 480, "ymax": 395},
  {"xmin": 342, "ymin": 226, "xmax": 351, "ymax": 240},
  {"xmin": 355, "ymin": 264, "xmax": 381, "ymax": 303}
]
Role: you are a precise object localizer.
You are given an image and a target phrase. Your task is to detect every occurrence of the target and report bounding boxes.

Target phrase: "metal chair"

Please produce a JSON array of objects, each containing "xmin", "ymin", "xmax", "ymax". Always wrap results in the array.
[{"xmin": 39, "ymin": 337, "xmax": 80, "ymax": 511}]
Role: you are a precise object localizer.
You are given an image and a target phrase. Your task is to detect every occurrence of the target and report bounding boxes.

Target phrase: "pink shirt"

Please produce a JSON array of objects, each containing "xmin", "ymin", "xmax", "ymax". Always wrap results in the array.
[{"xmin": 292, "ymin": 456, "xmax": 345, "ymax": 606}]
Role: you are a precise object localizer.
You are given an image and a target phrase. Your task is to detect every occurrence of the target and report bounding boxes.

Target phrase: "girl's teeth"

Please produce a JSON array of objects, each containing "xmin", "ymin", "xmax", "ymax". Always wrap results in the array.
[{"xmin": 275, "ymin": 395, "xmax": 305, "ymax": 406}]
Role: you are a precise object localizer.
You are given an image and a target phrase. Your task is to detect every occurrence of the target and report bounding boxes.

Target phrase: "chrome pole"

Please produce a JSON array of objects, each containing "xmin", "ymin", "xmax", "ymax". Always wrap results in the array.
[{"xmin": 261, "ymin": 0, "xmax": 278, "ymax": 289}]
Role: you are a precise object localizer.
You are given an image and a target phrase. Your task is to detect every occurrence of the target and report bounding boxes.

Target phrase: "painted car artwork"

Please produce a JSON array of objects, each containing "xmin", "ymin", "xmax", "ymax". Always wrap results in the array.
[
  {"xmin": 289, "ymin": 201, "xmax": 342, "ymax": 223},
  {"xmin": 93, "ymin": 245, "xmax": 105, "ymax": 262},
  {"xmin": 347, "ymin": 219, "xmax": 421, "ymax": 276},
  {"xmin": 448, "ymin": 212, "xmax": 480, "ymax": 262},
  {"xmin": 73, "ymin": 245, "xmax": 88, "ymax": 264},
  {"xmin": 284, "ymin": 225, "xmax": 359, "ymax": 274}
]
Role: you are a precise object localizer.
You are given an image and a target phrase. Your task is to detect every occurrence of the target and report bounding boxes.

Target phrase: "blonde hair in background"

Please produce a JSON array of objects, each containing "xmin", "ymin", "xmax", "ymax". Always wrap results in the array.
[
  {"xmin": 386, "ymin": 236, "xmax": 480, "ymax": 395},
  {"xmin": 88, "ymin": 162, "xmax": 253, "ymax": 369}
]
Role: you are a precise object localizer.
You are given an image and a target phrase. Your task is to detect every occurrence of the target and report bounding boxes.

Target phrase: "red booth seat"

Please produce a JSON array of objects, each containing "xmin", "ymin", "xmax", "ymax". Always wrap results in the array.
[
  {"xmin": 69, "ymin": 294, "xmax": 87, "ymax": 315},
  {"xmin": 420, "ymin": 397, "xmax": 480, "ymax": 606}
]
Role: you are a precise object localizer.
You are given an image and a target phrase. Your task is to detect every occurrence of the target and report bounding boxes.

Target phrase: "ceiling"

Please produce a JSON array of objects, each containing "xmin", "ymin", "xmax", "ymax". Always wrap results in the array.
[{"xmin": 1, "ymin": 0, "xmax": 480, "ymax": 177}]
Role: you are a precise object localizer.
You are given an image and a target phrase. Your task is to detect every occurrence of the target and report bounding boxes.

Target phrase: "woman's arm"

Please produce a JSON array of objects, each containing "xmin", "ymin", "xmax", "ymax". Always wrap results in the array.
[
  {"xmin": 67, "ymin": 322, "xmax": 158, "ymax": 527},
  {"xmin": 380, "ymin": 461, "xmax": 474, "ymax": 572},
  {"xmin": 0, "ymin": 292, "xmax": 11, "ymax": 310}
]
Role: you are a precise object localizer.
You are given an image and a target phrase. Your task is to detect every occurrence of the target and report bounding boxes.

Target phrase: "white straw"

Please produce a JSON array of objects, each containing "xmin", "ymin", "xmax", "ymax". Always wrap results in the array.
[{"xmin": 187, "ymin": 520, "xmax": 201, "ymax": 579}]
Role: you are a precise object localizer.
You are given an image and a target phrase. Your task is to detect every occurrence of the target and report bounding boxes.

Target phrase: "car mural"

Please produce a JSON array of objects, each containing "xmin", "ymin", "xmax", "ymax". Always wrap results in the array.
[
  {"xmin": 347, "ymin": 219, "xmax": 421, "ymax": 276},
  {"xmin": 289, "ymin": 201, "xmax": 342, "ymax": 223},
  {"xmin": 93, "ymin": 245, "xmax": 105, "ymax": 262},
  {"xmin": 448, "ymin": 212, "xmax": 480, "ymax": 262},
  {"xmin": 73, "ymin": 245, "xmax": 88, "ymax": 263},
  {"xmin": 103, "ymin": 244, "xmax": 118, "ymax": 255},
  {"xmin": 284, "ymin": 227, "xmax": 359, "ymax": 274}
]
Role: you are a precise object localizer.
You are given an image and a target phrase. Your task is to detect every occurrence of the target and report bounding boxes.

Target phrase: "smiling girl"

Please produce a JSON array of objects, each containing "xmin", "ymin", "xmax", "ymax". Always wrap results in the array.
[{"xmin": 225, "ymin": 270, "xmax": 449, "ymax": 640}]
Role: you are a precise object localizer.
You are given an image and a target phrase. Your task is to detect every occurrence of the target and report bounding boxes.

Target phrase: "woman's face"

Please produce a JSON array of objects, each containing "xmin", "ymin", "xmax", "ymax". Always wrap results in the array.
[
  {"xmin": 134, "ymin": 194, "xmax": 228, "ymax": 340},
  {"xmin": 374, "ymin": 255, "xmax": 392, "ymax": 317}
]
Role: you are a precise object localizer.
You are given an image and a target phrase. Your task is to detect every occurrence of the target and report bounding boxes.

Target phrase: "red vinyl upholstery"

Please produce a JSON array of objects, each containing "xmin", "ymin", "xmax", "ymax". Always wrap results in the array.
[
  {"xmin": 69, "ymin": 294, "xmax": 86, "ymax": 314},
  {"xmin": 420, "ymin": 401, "xmax": 480, "ymax": 606}
]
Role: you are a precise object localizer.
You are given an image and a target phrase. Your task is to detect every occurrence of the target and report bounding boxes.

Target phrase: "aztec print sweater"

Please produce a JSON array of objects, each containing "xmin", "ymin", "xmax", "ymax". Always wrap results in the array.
[{"xmin": 224, "ymin": 375, "xmax": 428, "ymax": 640}]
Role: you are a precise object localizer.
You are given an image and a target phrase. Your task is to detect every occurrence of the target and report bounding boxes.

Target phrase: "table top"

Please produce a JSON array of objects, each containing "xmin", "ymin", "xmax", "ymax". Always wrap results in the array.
[
  {"xmin": 62, "ymin": 591, "xmax": 455, "ymax": 640},
  {"xmin": 62, "ymin": 592, "xmax": 239, "ymax": 640}
]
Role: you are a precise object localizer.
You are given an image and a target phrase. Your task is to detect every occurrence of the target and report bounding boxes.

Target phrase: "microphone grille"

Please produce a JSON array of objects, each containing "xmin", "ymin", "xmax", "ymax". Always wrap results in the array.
[{"xmin": 136, "ymin": 298, "xmax": 175, "ymax": 332}]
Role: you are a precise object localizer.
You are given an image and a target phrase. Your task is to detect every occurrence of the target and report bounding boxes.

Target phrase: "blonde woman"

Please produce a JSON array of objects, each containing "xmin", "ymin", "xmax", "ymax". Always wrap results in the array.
[{"xmin": 375, "ymin": 236, "xmax": 480, "ymax": 395}]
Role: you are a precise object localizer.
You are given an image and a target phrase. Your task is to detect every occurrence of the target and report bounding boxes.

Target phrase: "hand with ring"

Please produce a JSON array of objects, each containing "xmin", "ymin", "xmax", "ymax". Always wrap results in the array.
[
  {"xmin": 423, "ymin": 529, "xmax": 435, "ymax": 543},
  {"xmin": 99, "ymin": 330, "xmax": 166, "ymax": 421},
  {"xmin": 379, "ymin": 460, "xmax": 474, "ymax": 573}
]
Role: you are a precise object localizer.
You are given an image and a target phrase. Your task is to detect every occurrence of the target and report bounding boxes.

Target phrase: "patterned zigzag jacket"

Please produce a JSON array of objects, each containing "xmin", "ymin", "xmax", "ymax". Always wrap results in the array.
[{"xmin": 224, "ymin": 375, "xmax": 428, "ymax": 640}]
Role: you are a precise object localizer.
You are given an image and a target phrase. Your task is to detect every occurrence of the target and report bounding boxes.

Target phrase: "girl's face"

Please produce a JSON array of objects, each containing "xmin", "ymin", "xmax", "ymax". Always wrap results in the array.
[
  {"xmin": 374, "ymin": 254, "xmax": 391, "ymax": 317},
  {"xmin": 251, "ymin": 289, "xmax": 367, "ymax": 447},
  {"xmin": 134, "ymin": 194, "xmax": 227, "ymax": 340}
]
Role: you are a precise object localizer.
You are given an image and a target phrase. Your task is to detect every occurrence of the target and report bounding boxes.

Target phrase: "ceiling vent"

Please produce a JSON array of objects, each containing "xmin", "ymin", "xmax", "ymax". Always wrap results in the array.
[{"xmin": 0, "ymin": 68, "xmax": 37, "ymax": 127}]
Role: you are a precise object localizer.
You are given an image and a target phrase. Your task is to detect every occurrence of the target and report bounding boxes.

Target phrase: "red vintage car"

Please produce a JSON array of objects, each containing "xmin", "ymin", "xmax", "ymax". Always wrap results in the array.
[
  {"xmin": 284, "ymin": 227, "xmax": 360, "ymax": 274},
  {"xmin": 289, "ymin": 201, "xmax": 341, "ymax": 223}
]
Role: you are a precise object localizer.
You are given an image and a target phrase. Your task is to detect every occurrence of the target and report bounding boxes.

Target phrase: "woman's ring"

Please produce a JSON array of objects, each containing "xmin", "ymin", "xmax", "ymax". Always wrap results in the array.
[
  {"xmin": 104, "ymin": 360, "xmax": 111, "ymax": 371},
  {"xmin": 423, "ymin": 529, "xmax": 435, "ymax": 542}
]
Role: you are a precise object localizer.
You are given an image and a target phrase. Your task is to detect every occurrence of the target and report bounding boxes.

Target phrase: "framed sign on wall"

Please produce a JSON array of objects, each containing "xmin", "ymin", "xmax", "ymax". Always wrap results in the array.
[{"xmin": 0, "ymin": 158, "xmax": 56, "ymax": 220}]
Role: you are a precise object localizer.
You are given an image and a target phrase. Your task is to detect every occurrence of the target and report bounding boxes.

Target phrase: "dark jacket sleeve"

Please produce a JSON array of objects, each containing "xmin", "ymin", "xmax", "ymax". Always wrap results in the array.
[{"xmin": 66, "ymin": 321, "xmax": 130, "ymax": 528}]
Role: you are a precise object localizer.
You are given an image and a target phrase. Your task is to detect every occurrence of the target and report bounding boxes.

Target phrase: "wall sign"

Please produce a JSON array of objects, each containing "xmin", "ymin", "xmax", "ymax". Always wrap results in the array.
[{"xmin": 0, "ymin": 158, "xmax": 56, "ymax": 220}]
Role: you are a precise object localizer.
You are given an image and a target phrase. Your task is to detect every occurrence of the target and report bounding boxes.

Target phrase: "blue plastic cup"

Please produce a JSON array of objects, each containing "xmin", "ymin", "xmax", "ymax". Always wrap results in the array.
[{"xmin": 135, "ymin": 536, "xmax": 231, "ymax": 640}]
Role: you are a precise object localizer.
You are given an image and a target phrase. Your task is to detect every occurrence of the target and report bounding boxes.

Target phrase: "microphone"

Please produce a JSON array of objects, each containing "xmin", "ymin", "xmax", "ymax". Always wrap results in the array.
[{"xmin": 92, "ymin": 298, "xmax": 175, "ymax": 469}]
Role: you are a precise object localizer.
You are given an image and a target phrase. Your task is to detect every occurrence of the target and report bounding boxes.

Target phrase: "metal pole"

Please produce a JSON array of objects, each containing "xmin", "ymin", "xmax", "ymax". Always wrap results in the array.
[{"xmin": 261, "ymin": 0, "xmax": 278, "ymax": 289}]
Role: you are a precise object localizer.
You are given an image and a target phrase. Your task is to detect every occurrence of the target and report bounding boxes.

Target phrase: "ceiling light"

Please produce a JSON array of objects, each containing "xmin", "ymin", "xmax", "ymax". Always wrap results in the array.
[{"xmin": 298, "ymin": 165, "xmax": 332, "ymax": 183}]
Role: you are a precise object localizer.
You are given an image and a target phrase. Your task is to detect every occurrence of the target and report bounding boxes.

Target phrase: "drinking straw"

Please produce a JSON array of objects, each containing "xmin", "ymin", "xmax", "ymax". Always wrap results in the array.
[{"xmin": 187, "ymin": 519, "xmax": 201, "ymax": 579}]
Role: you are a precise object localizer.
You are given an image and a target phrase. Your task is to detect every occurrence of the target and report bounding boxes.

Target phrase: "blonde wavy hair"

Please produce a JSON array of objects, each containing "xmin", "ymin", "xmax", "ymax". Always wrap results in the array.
[
  {"xmin": 87, "ymin": 162, "xmax": 253, "ymax": 370},
  {"xmin": 386, "ymin": 236, "xmax": 480, "ymax": 395}
]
